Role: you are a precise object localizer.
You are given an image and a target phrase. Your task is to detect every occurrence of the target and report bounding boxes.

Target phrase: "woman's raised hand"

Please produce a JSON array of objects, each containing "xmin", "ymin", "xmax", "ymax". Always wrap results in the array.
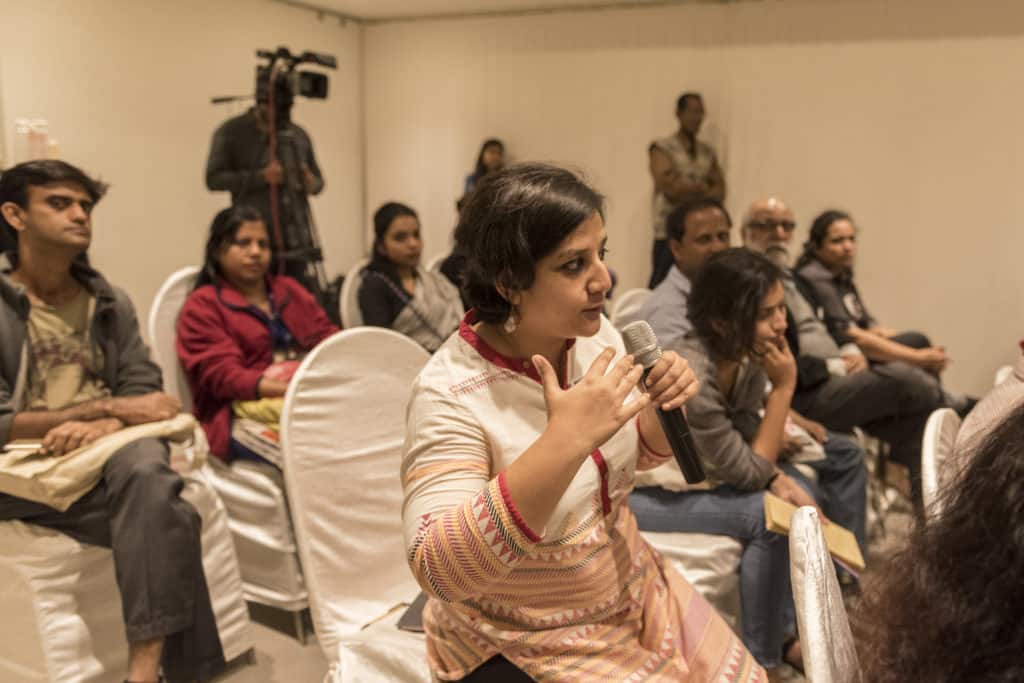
[{"xmin": 533, "ymin": 347, "xmax": 649, "ymax": 455}]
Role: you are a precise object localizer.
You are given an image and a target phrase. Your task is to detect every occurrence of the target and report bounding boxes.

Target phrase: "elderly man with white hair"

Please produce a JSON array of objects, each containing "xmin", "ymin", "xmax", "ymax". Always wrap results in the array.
[{"xmin": 741, "ymin": 196, "xmax": 944, "ymax": 506}]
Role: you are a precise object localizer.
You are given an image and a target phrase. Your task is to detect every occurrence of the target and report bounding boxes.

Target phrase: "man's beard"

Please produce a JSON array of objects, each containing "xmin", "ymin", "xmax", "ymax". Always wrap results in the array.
[{"xmin": 764, "ymin": 244, "xmax": 791, "ymax": 270}]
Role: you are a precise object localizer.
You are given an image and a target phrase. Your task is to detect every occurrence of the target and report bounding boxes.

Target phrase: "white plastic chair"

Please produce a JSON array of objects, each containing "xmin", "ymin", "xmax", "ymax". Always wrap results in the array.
[
  {"xmin": 148, "ymin": 266, "xmax": 200, "ymax": 414},
  {"xmin": 279, "ymin": 328, "xmax": 431, "ymax": 682},
  {"xmin": 610, "ymin": 287, "xmax": 651, "ymax": 331},
  {"xmin": 338, "ymin": 258, "xmax": 369, "ymax": 328},
  {"xmin": 148, "ymin": 267, "xmax": 309, "ymax": 638},
  {"xmin": 994, "ymin": 364, "xmax": 1013, "ymax": 387},
  {"xmin": 921, "ymin": 408, "xmax": 961, "ymax": 518},
  {"xmin": 789, "ymin": 506, "xmax": 861, "ymax": 683}
]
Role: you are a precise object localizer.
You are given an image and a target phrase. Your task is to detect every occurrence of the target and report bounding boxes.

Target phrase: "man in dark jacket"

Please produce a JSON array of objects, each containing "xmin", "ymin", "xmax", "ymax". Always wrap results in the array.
[
  {"xmin": 0, "ymin": 160, "xmax": 223, "ymax": 683},
  {"xmin": 205, "ymin": 76, "xmax": 324, "ymax": 290}
]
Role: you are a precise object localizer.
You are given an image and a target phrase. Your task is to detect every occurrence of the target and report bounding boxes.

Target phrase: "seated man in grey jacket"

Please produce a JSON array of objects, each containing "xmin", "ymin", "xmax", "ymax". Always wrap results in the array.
[
  {"xmin": 640, "ymin": 197, "xmax": 731, "ymax": 349},
  {"xmin": 0, "ymin": 160, "xmax": 224, "ymax": 683},
  {"xmin": 741, "ymin": 196, "xmax": 945, "ymax": 505}
]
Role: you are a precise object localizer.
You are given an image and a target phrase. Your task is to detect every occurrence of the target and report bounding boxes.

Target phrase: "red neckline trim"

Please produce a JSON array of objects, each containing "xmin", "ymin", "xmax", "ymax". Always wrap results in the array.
[{"xmin": 459, "ymin": 310, "xmax": 576, "ymax": 388}]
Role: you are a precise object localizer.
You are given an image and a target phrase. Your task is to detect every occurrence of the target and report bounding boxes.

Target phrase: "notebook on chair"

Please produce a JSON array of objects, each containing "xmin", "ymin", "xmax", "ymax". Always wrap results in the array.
[
  {"xmin": 763, "ymin": 493, "xmax": 866, "ymax": 573},
  {"xmin": 397, "ymin": 592, "xmax": 427, "ymax": 633}
]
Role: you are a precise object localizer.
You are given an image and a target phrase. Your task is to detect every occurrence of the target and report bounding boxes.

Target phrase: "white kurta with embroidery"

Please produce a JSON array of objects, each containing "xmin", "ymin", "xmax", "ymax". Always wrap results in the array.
[{"xmin": 401, "ymin": 313, "xmax": 765, "ymax": 682}]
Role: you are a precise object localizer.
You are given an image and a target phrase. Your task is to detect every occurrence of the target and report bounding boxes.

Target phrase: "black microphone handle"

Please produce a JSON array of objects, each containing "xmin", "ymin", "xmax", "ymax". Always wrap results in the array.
[
  {"xmin": 653, "ymin": 405, "xmax": 706, "ymax": 484},
  {"xmin": 641, "ymin": 369, "xmax": 706, "ymax": 484}
]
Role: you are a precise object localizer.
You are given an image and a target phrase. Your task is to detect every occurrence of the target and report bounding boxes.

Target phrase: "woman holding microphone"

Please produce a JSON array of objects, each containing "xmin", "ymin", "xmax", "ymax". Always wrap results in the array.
[{"xmin": 401, "ymin": 164, "xmax": 765, "ymax": 682}]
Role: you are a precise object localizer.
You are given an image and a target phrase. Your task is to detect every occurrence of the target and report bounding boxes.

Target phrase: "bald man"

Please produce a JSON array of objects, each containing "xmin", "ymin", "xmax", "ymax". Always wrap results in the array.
[{"xmin": 741, "ymin": 197, "xmax": 944, "ymax": 505}]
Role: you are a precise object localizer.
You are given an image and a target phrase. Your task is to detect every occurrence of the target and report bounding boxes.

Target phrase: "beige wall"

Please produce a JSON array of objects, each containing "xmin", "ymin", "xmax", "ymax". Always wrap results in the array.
[
  {"xmin": 0, "ymin": 0, "xmax": 364, "ymax": 329},
  {"xmin": 363, "ymin": 0, "xmax": 1024, "ymax": 394}
]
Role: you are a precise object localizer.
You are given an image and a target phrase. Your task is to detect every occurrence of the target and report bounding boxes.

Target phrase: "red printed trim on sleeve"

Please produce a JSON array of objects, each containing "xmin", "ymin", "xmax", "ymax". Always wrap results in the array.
[
  {"xmin": 590, "ymin": 450, "xmax": 612, "ymax": 515},
  {"xmin": 497, "ymin": 471, "xmax": 542, "ymax": 543},
  {"xmin": 635, "ymin": 415, "xmax": 671, "ymax": 459}
]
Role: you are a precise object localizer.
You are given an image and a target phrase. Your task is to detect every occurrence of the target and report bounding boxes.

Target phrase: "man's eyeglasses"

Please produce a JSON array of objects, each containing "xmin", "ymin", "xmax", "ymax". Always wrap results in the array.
[{"xmin": 746, "ymin": 219, "xmax": 796, "ymax": 233}]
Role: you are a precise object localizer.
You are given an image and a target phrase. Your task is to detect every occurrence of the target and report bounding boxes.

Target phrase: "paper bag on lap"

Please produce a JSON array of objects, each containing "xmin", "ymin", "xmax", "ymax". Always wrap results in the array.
[{"xmin": 0, "ymin": 413, "xmax": 197, "ymax": 512}]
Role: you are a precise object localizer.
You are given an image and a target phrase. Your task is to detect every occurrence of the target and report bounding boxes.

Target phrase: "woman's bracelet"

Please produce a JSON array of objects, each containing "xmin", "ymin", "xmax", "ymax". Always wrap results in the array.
[{"xmin": 635, "ymin": 415, "xmax": 671, "ymax": 459}]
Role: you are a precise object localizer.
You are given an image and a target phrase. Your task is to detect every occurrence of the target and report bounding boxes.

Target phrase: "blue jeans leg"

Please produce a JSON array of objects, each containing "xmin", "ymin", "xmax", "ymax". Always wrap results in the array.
[{"xmin": 630, "ymin": 486, "xmax": 792, "ymax": 668}]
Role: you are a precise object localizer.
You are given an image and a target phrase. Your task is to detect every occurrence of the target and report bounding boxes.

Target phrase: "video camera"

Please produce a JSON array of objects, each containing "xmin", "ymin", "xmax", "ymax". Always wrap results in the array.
[{"xmin": 254, "ymin": 47, "xmax": 338, "ymax": 126}]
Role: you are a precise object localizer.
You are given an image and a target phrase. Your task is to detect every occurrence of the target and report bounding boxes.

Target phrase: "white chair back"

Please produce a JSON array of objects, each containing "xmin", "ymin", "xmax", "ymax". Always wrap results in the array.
[
  {"xmin": 280, "ymin": 327, "xmax": 430, "ymax": 665},
  {"xmin": 921, "ymin": 408, "xmax": 962, "ymax": 517},
  {"xmin": 789, "ymin": 506, "xmax": 861, "ymax": 683},
  {"xmin": 994, "ymin": 364, "xmax": 1014, "ymax": 387},
  {"xmin": 610, "ymin": 287, "xmax": 651, "ymax": 331},
  {"xmin": 147, "ymin": 266, "xmax": 200, "ymax": 411},
  {"xmin": 339, "ymin": 258, "xmax": 370, "ymax": 328}
]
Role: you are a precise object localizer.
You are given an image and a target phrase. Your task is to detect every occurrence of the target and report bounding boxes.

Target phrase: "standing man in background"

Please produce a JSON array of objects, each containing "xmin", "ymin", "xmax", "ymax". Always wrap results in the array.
[
  {"xmin": 206, "ymin": 72, "xmax": 325, "ymax": 291},
  {"xmin": 648, "ymin": 92, "xmax": 726, "ymax": 288}
]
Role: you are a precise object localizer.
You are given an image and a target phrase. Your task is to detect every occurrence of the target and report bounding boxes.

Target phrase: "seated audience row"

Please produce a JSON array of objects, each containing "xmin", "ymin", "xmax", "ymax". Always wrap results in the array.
[
  {"xmin": 741, "ymin": 197, "xmax": 956, "ymax": 506},
  {"xmin": 793, "ymin": 209, "xmax": 973, "ymax": 414},
  {"xmin": 633, "ymin": 247, "xmax": 866, "ymax": 674},
  {"xmin": 4, "ymin": 156, "xmax": 996, "ymax": 683}
]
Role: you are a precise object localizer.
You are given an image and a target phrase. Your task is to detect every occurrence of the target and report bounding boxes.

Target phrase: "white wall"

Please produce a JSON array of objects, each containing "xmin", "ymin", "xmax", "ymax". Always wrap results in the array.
[
  {"xmin": 363, "ymin": 0, "xmax": 1024, "ymax": 394},
  {"xmin": 0, "ymin": 0, "xmax": 364, "ymax": 327}
]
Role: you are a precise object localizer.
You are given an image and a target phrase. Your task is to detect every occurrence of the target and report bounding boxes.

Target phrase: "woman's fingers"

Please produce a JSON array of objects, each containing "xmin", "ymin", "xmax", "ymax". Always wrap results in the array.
[
  {"xmin": 618, "ymin": 389, "xmax": 652, "ymax": 422},
  {"xmin": 532, "ymin": 354, "xmax": 562, "ymax": 404},
  {"xmin": 584, "ymin": 347, "xmax": 617, "ymax": 380},
  {"xmin": 660, "ymin": 374, "xmax": 700, "ymax": 411},
  {"xmin": 605, "ymin": 354, "xmax": 636, "ymax": 386}
]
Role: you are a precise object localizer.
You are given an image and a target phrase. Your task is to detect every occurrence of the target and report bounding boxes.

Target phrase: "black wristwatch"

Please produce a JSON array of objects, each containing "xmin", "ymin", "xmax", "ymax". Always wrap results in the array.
[{"xmin": 765, "ymin": 469, "xmax": 782, "ymax": 490}]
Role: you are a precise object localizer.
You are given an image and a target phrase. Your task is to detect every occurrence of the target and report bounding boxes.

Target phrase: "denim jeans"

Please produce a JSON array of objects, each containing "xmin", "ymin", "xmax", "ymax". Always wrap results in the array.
[
  {"xmin": 630, "ymin": 433, "xmax": 866, "ymax": 669},
  {"xmin": 803, "ymin": 431, "xmax": 868, "ymax": 555},
  {"xmin": 630, "ymin": 473, "xmax": 802, "ymax": 668}
]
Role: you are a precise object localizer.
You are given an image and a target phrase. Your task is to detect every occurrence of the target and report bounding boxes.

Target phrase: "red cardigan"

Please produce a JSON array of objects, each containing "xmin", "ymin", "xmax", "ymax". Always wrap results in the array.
[{"xmin": 176, "ymin": 275, "xmax": 338, "ymax": 461}]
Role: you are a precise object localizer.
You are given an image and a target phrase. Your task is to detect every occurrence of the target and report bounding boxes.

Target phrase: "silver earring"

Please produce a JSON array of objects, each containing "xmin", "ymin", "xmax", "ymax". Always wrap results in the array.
[{"xmin": 503, "ymin": 309, "xmax": 519, "ymax": 334}]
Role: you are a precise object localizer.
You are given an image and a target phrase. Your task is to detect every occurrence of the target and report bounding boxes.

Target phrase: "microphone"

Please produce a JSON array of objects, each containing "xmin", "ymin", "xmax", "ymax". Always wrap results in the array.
[{"xmin": 620, "ymin": 321, "xmax": 706, "ymax": 484}]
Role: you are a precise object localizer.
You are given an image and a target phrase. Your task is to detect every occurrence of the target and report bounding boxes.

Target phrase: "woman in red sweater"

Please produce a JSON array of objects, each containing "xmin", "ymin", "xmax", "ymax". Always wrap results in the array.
[{"xmin": 176, "ymin": 206, "xmax": 337, "ymax": 463}]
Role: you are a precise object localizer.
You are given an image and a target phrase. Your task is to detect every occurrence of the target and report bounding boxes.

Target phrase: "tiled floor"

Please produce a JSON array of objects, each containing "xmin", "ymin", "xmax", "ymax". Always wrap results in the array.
[{"xmin": 213, "ymin": 605, "xmax": 328, "ymax": 683}]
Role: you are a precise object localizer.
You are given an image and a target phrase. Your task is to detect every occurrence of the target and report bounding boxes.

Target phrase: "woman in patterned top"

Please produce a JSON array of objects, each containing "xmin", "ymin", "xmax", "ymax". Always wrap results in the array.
[{"xmin": 401, "ymin": 163, "xmax": 766, "ymax": 682}]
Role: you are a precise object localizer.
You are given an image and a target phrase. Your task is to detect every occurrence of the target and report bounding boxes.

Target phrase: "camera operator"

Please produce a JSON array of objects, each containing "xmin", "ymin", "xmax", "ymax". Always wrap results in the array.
[{"xmin": 205, "ymin": 72, "xmax": 324, "ymax": 283}]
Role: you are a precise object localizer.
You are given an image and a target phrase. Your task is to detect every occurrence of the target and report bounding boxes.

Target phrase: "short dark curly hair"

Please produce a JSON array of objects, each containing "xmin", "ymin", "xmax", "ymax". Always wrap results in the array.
[
  {"xmin": 687, "ymin": 247, "xmax": 784, "ymax": 362},
  {"xmin": 454, "ymin": 163, "xmax": 604, "ymax": 324}
]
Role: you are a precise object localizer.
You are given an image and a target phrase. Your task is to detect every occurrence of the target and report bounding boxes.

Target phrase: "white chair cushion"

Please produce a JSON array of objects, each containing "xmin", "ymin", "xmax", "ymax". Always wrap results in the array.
[
  {"xmin": 328, "ymin": 609, "xmax": 431, "ymax": 683},
  {"xmin": 0, "ymin": 521, "xmax": 125, "ymax": 683}
]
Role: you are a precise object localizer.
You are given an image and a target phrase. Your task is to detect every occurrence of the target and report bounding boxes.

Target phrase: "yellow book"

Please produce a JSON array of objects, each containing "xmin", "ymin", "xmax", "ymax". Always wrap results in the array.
[{"xmin": 763, "ymin": 493, "xmax": 866, "ymax": 572}]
